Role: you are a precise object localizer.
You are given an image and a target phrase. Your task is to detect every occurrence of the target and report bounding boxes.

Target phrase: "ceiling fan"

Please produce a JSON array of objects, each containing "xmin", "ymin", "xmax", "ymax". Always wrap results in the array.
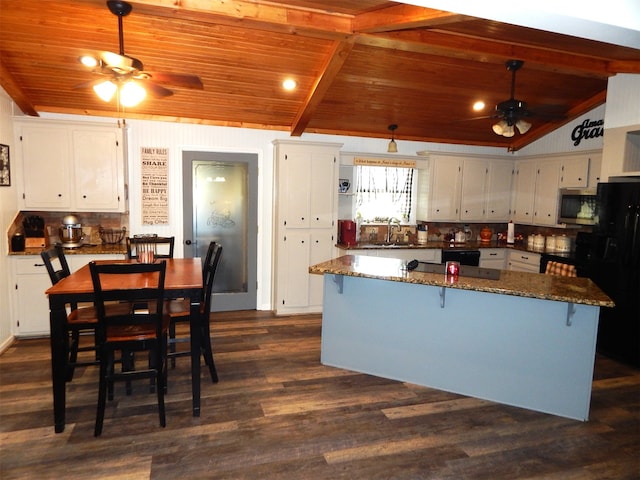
[
  {"xmin": 490, "ymin": 60, "xmax": 532, "ymax": 137},
  {"xmin": 76, "ymin": 0, "xmax": 203, "ymax": 107}
]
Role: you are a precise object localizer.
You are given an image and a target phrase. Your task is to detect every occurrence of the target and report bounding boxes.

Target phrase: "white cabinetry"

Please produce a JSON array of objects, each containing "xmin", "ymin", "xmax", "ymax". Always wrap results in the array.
[
  {"xmin": 428, "ymin": 156, "xmax": 462, "ymax": 221},
  {"xmin": 423, "ymin": 154, "xmax": 513, "ymax": 222},
  {"xmin": 273, "ymin": 140, "xmax": 342, "ymax": 315},
  {"xmin": 15, "ymin": 119, "xmax": 126, "ymax": 212},
  {"xmin": 507, "ymin": 250, "xmax": 541, "ymax": 273},
  {"xmin": 485, "ymin": 159, "xmax": 513, "ymax": 221},
  {"xmin": 13, "ymin": 257, "xmax": 52, "ymax": 336},
  {"xmin": 513, "ymin": 158, "xmax": 561, "ymax": 226},
  {"xmin": 512, "ymin": 159, "xmax": 536, "ymax": 224},
  {"xmin": 460, "ymin": 158, "xmax": 487, "ymax": 221},
  {"xmin": 533, "ymin": 159, "xmax": 561, "ymax": 225},
  {"xmin": 11, "ymin": 253, "xmax": 123, "ymax": 337},
  {"xmin": 479, "ymin": 248, "xmax": 507, "ymax": 269},
  {"xmin": 559, "ymin": 155, "xmax": 589, "ymax": 188}
]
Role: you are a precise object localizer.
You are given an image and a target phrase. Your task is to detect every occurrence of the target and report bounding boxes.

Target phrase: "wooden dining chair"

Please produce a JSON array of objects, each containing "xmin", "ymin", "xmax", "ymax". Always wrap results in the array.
[
  {"xmin": 166, "ymin": 242, "xmax": 221, "ymax": 383},
  {"xmin": 41, "ymin": 246, "xmax": 100, "ymax": 381},
  {"xmin": 89, "ymin": 260, "xmax": 170, "ymax": 437},
  {"xmin": 126, "ymin": 236, "xmax": 175, "ymax": 260}
]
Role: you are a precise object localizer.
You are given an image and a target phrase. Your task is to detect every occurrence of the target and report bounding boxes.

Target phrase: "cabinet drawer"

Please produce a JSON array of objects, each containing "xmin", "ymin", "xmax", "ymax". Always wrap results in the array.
[
  {"xmin": 509, "ymin": 251, "xmax": 540, "ymax": 266},
  {"xmin": 15, "ymin": 257, "xmax": 48, "ymax": 275},
  {"xmin": 480, "ymin": 248, "xmax": 506, "ymax": 260}
]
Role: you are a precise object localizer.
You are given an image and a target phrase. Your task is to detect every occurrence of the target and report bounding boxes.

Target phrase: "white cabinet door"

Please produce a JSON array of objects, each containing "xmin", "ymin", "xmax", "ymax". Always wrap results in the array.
[
  {"xmin": 278, "ymin": 148, "xmax": 336, "ymax": 229},
  {"xmin": 14, "ymin": 258, "xmax": 52, "ymax": 336},
  {"xmin": 429, "ymin": 157, "xmax": 462, "ymax": 221},
  {"xmin": 72, "ymin": 128, "xmax": 124, "ymax": 211},
  {"xmin": 533, "ymin": 159, "xmax": 560, "ymax": 225},
  {"xmin": 308, "ymin": 230, "xmax": 335, "ymax": 308},
  {"xmin": 559, "ymin": 155, "xmax": 589, "ymax": 188},
  {"xmin": 460, "ymin": 159, "xmax": 487, "ymax": 221},
  {"xmin": 587, "ymin": 153, "xmax": 602, "ymax": 187},
  {"xmin": 512, "ymin": 160, "xmax": 536, "ymax": 224},
  {"xmin": 485, "ymin": 159, "xmax": 513, "ymax": 221},
  {"xmin": 310, "ymin": 153, "xmax": 336, "ymax": 228},
  {"xmin": 279, "ymin": 231, "xmax": 312, "ymax": 308},
  {"xmin": 18, "ymin": 124, "xmax": 72, "ymax": 210}
]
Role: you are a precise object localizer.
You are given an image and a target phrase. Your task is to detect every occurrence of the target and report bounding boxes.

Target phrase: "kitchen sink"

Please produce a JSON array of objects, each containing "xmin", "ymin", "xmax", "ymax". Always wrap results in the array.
[{"xmin": 358, "ymin": 242, "xmax": 415, "ymax": 248}]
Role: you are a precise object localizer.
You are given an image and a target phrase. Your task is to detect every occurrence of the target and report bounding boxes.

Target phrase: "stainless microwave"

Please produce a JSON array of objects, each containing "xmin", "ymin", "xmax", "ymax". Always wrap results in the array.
[{"xmin": 558, "ymin": 188, "xmax": 597, "ymax": 225}]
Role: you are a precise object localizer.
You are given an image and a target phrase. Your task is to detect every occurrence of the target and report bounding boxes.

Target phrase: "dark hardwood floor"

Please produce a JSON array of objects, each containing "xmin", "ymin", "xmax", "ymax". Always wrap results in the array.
[{"xmin": 1, "ymin": 310, "xmax": 639, "ymax": 479}]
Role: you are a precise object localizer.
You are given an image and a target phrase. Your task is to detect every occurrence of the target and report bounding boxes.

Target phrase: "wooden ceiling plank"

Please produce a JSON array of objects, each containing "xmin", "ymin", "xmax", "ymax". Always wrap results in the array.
[
  {"xmin": 291, "ymin": 37, "xmax": 356, "ymax": 136},
  {"xmin": 353, "ymin": 4, "xmax": 471, "ymax": 33},
  {"xmin": 356, "ymin": 31, "xmax": 613, "ymax": 79}
]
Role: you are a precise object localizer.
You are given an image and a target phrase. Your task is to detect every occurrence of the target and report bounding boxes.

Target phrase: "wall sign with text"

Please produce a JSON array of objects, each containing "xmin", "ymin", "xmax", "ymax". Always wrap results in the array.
[
  {"xmin": 141, "ymin": 147, "xmax": 169, "ymax": 225},
  {"xmin": 571, "ymin": 118, "xmax": 604, "ymax": 146}
]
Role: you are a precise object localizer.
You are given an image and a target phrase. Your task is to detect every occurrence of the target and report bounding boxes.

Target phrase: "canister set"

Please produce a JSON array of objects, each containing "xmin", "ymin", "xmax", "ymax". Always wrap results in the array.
[{"xmin": 527, "ymin": 234, "xmax": 571, "ymax": 253}]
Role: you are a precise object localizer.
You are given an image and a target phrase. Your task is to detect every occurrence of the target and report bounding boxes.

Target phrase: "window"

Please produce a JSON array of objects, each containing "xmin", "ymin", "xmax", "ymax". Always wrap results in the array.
[{"xmin": 355, "ymin": 166, "xmax": 416, "ymax": 223}]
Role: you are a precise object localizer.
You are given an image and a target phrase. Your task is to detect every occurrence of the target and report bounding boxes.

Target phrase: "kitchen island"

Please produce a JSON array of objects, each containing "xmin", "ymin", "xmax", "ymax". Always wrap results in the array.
[{"xmin": 309, "ymin": 255, "xmax": 613, "ymax": 421}]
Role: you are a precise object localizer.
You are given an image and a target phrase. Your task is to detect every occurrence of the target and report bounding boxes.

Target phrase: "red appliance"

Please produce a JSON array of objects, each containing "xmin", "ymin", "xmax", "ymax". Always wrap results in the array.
[{"xmin": 338, "ymin": 220, "xmax": 357, "ymax": 246}]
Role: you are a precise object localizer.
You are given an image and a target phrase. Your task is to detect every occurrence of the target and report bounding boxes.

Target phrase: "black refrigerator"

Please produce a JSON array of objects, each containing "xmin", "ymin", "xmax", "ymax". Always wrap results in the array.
[{"xmin": 587, "ymin": 180, "xmax": 640, "ymax": 368}]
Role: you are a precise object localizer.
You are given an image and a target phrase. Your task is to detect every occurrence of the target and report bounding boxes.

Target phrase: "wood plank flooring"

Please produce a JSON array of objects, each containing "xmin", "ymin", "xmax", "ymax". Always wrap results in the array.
[{"xmin": 1, "ymin": 310, "xmax": 639, "ymax": 479}]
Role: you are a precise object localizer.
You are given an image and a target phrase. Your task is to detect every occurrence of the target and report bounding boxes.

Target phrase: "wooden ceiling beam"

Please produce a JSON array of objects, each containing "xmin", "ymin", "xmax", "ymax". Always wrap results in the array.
[
  {"xmin": 127, "ymin": 0, "xmax": 352, "ymax": 39},
  {"xmin": 291, "ymin": 38, "xmax": 356, "ymax": 136},
  {"xmin": 356, "ymin": 30, "xmax": 614, "ymax": 79},
  {"xmin": 352, "ymin": 4, "xmax": 471, "ymax": 33},
  {"xmin": 0, "ymin": 63, "xmax": 38, "ymax": 116}
]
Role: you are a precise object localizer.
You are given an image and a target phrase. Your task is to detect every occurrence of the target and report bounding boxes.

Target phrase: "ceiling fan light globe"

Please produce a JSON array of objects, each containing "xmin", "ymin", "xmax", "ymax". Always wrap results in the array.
[
  {"xmin": 492, "ymin": 120, "xmax": 507, "ymax": 135},
  {"xmin": 516, "ymin": 119, "xmax": 531, "ymax": 134},
  {"xmin": 387, "ymin": 139, "xmax": 398, "ymax": 153},
  {"xmin": 120, "ymin": 81, "xmax": 146, "ymax": 107},
  {"xmin": 502, "ymin": 124, "xmax": 515, "ymax": 137},
  {"xmin": 93, "ymin": 80, "xmax": 117, "ymax": 102}
]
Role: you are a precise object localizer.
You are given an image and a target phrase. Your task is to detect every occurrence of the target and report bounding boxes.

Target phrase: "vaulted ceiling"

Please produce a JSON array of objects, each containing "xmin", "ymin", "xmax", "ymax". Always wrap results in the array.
[{"xmin": 1, "ymin": 0, "xmax": 639, "ymax": 151}]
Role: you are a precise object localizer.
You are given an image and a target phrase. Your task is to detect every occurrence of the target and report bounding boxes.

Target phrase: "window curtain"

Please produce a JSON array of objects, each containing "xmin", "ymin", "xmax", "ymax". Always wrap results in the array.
[{"xmin": 355, "ymin": 166, "xmax": 414, "ymax": 221}]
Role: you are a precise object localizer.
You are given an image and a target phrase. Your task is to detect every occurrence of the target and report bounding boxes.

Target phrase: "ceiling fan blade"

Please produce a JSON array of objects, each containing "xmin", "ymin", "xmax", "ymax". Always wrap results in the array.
[
  {"xmin": 73, "ymin": 78, "xmax": 110, "ymax": 90},
  {"xmin": 99, "ymin": 51, "xmax": 143, "ymax": 73},
  {"xmin": 139, "ymin": 79, "xmax": 174, "ymax": 98},
  {"xmin": 145, "ymin": 72, "xmax": 204, "ymax": 89}
]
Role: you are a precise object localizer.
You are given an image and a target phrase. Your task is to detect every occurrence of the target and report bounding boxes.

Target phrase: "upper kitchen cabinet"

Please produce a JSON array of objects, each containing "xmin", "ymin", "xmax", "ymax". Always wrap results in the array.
[
  {"xmin": 275, "ymin": 140, "xmax": 337, "ymax": 229},
  {"xmin": 14, "ymin": 119, "xmax": 127, "ymax": 212},
  {"xmin": 557, "ymin": 150, "xmax": 602, "ymax": 188},
  {"xmin": 485, "ymin": 159, "xmax": 514, "ymax": 221},
  {"xmin": 513, "ymin": 156, "xmax": 561, "ymax": 226},
  {"xmin": 419, "ymin": 153, "xmax": 512, "ymax": 222}
]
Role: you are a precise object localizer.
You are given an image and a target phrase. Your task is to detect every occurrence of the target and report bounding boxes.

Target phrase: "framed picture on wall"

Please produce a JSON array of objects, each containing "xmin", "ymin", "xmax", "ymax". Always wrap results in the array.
[{"xmin": 0, "ymin": 144, "xmax": 10, "ymax": 186}]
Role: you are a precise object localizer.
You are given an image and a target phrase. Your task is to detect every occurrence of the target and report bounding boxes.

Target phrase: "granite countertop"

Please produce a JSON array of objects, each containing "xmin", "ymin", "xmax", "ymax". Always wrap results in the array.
[
  {"xmin": 309, "ymin": 255, "xmax": 613, "ymax": 308},
  {"xmin": 9, "ymin": 244, "xmax": 127, "ymax": 256}
]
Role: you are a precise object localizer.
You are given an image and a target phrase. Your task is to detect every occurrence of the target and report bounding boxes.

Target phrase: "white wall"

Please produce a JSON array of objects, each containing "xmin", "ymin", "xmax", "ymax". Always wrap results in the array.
[
  {"xmin": 0, "ymin": 89, "xmax": 18, "ymax": 351},
  {"xmin": 518, "ymin": 104, "xmax": 605, "ymax": 156},
  {"xmin": 603, "ymin": 74, "xmax": 640, "ymax": 128}
]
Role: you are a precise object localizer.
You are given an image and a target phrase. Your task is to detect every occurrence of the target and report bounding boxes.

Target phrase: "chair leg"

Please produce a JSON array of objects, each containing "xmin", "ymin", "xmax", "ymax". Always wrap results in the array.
[
  {"xmin": 156, "ymin": 342, "xmax": 167, "ymax": 428},
  {"xmin": 200, "ymin": 319, "xmax": 218, "ymax": 383},
  {"xmin": 66, "ymin": 330, "xmax": 80, "ymax": 382},
  {"xmin": 94, "ymin": 348, "xmax": 109, "ymax": 437},
  {"xmin": 169, "ymin": 322, "xmax": 177, "ymax": 369}
]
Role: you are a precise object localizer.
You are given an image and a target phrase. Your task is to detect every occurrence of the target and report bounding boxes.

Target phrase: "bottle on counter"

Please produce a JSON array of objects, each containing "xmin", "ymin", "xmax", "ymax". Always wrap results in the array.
[{"xmin": 507, "ymin": 221, "xmax": 515, "ymax": 244}]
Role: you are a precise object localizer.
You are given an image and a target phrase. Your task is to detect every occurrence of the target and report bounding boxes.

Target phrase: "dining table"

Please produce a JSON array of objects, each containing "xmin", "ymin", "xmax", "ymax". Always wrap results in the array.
[{"xmin": 45, "ymin": 257, "xmax": 204, "ymax": 433}]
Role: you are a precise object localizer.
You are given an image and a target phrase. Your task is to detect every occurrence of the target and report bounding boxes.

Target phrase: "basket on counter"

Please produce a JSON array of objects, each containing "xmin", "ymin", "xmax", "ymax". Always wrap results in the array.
[{"xmin": 99, "ymin": 226, "xmax": 127, "ymax": 244}]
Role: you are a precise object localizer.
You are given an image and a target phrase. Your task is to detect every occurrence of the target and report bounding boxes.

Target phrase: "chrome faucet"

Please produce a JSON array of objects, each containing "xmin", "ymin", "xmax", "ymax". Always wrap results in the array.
[{"xmin": 386, "ymin": 217, "xmax": 401, "ymax": 243}]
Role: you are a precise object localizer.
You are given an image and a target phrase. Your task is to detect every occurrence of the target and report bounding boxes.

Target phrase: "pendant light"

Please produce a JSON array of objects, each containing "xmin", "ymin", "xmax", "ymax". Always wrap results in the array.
[{"xmin": 387, "ymin": 124, "xmax": 398, "ymax": 153}]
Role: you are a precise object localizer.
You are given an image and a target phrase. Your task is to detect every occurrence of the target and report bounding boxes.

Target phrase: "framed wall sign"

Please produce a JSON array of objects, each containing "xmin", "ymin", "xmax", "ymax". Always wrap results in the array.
[{"xmin": 0, "ymin": 144, "xmax": 10, "ymax": 186}]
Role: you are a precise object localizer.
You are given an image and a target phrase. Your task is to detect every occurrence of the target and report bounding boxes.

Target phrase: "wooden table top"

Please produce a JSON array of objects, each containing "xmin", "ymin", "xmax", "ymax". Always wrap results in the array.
[{"xmin": 46, "ymin": 258, "xmax": 203, "ymax": 295}]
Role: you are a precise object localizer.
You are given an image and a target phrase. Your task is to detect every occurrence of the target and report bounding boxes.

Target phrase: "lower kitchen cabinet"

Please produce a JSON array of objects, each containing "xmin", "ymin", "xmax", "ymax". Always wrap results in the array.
[
  {"xmin": 275, "ymin": 230, "xmax": 335, "ymax": 315},
  {"xmin": 507, "ymin": 250, "xmax": 541, "ymax": 273},
  {"xmin": 479, "ymin": 248, "xmax": 507, "ymax": 269},
  {"xmin": 12, "ymin": 253, "xmax": 123, "ymax": 337}
]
